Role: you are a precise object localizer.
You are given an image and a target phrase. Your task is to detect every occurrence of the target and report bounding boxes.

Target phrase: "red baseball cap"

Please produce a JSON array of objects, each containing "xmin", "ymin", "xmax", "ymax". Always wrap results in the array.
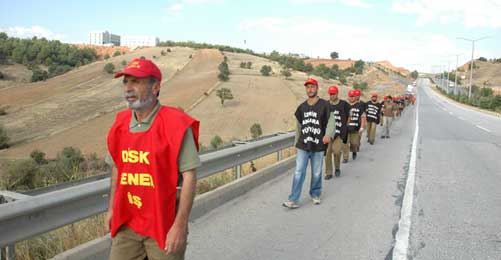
[
  {"xmin": 114, "ymin": 58, "xmax": 162, "ymax": 81},
  {"xmin": 348, "ymin": 90, "xmax": 356, "ymax": 97},
  {"xmin": 304, "ymin": 78, "xmax": 318, "ymax": 87},
  {"xmin": 371, "ymin": 92, "xmax": 378, "ymax": 97},
  {"xmin": 354, "ymin": 89, "xmax": 361, "ymax": 97},
  {"xmin": 328, "ymin": 85, "xmax": 339, "ymax": 95}
]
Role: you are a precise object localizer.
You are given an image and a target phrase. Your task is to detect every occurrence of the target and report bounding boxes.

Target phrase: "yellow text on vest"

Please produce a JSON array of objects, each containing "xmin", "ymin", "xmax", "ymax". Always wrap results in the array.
[
  {"xmin": 120, "ymin": 173, "xmax": 155, "ymax": 188},
  {"xmin": 122, "ymin": 149, "xmax": 150, "ymax": 165}
]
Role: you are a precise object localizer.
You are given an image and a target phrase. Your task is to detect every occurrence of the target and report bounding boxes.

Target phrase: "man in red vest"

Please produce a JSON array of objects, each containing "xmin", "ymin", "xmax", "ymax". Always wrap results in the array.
[{"xmin": 105, "ymin": 58, "xmax": 200, "ymax": 260}]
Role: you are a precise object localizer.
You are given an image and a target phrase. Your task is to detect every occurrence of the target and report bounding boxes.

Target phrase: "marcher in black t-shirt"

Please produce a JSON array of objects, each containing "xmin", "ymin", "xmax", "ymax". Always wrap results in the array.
[
  {"xmin": 283, "ymin": 78, "xmax": 334, "ymax": 209},
  {"xmin": 324, "ymin": 85, "xmax": 349, "ymax": 179},
  {"xmin": 365, "ymin": 92, "xmax": 382, "ymax": 145}
]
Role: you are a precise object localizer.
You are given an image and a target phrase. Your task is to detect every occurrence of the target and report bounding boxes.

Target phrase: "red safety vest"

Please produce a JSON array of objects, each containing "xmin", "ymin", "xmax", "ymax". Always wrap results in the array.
[{"xmin": 107, "ymin": 106, "xmax": 199, "ymax": 249}]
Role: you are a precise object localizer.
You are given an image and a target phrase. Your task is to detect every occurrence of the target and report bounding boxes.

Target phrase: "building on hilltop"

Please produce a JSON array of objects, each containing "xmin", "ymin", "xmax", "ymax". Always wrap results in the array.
[
  {"xmin": 89, "ymin": 31, "xmax": 121, "ymax": 46},
  {"xmin": 121, "ymin": 35, "xmax": 159, "ymax": 47}
]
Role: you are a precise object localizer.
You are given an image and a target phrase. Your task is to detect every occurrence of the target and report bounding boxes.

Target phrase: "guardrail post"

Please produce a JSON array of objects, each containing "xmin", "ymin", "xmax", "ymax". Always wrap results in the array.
[
  {"xmin": 235, "ymin": 165, "xmax": 241, "ymax": 179},
  {"xmin": 277, "ymin": 150, "xmax": 283, "ymax": 161},
  {"xmin": 1, "ymin": 244, "xmax": 15, "ymax": 260}
]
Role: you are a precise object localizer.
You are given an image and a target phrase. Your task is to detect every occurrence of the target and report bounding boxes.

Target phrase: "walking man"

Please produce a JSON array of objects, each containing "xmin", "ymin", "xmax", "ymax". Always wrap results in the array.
[
  {"xmin": 324, "ymin": 85, "xmax": 349, "ymax": 179},
  {"xmin": 106, "ymin": 58, "xmax": 200, "ymax": 260},
  {"xmin": 365, "ymin": 92, "xmax": 382, "ymax": 145},
  {"xmin": 343, "ymin": 90, "xmax": 366, "ymax": 162},
  {"xmin": 283, "ymin": 78, "xmax": 333, "ymax": 208},
  {"xmin": 381, "ymin": 95, "xmax": 397, "ymax": 139}
]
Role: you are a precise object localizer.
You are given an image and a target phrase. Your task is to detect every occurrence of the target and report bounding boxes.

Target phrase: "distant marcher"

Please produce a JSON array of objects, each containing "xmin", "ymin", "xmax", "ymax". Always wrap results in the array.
[
  {"xmin": 365, "ymin": 92, "xmax": 382, "ymax": 145},
  {"xmin": 381, "ymin": 95, "xmax": 397, "ymax": 139}
]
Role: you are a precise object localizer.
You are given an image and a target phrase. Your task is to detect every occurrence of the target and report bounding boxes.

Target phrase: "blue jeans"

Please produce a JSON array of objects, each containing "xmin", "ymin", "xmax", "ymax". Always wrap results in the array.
[{"xmin": 288, "ymin": 149, "xmax": 324, "ymax": 203}]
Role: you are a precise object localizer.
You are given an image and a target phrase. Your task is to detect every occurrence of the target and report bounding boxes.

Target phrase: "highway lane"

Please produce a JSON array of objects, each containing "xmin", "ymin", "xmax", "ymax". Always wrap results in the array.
[{"xmin": 408, "ymin": 79, "xmax": 501, "ymax": 259}]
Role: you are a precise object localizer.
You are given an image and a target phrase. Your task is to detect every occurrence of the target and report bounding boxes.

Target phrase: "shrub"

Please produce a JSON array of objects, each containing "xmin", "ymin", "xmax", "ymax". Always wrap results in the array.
[
  {"xmin": 103, "ymin": 53, "xmax": 110, "ymax": 60},
  {"xmin": 113, "ymin": 50, "xmax": 121, "ymax": 57},
  {"xmin": 216, "ymin": 88, "xmax": 233, "ymax": 106},
  {"xmin": 104, "ymin": 63, "xmax": 115, "ymax": 74},
  {"xmin": 250, "ymin": 123, "xmax": 263, "ymax": 139},
  {"xmin": 121, "ymin": 60, "xmax": 127, "ymax": 66},
  {"xmin": 31, "ymin": 68, "xmax": 48, "ymax": 82},
  {"xmin": 30, "ymin": 149, "xmax": 48, "ymax": 165},
  {"xmin": 210, "ymin": 135, "xmax": 223, "ymax": 149},
  {"xmin": 0, "ymin": 124, "xmax": 9, "ymax": 149}
]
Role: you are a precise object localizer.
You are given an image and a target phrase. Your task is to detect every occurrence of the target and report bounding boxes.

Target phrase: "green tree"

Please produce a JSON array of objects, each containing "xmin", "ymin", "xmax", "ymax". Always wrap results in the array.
[
  {"xmin": 353, "ymin": 82, "xmax": 368, "ymax": 91},
  {"xmin": 218, "ymin": 60, "xmax": 230, "ymax": 81},
  {"xmin": 354, "ymin": 60, "xmax": 365, "ymax": 75},
  {"xmin": 216, "ymin": 88, "xmax": 234, "ymax": 106},
  {"xmin": 104, "ymin": 53, "xmax": 110, "ymax": 60},
  {"xmin": 104, "ymin": 63, "xmax": 115, "ymax": 74},
  {"xmin": 0, "ymin": 71, "xmax": 4, "ymax": 79},
  {"xmin": 121, "ymin": 60, "xmax": 127, "ymax": 66},
  {"xmin": 240, "ymin": 62, "xmax": 246, "ymax": 68},
  {"xmin": 0, "ymin": 124, "xmax": 9, "ymax": 149},
  {"xmin": 330, "ymin": 52, "xmax": 339, "ymax": 59},
  {"xmin": 246, "ymin": 61, "xmax": 252, "ymax": 69},
  {"xmin": 210, "ymin": 135, "xmax": 223, "ymax": 149},
  {"xmin": 411, "ymin": 70, "xmax": 419, "ymax": 79},
  {"xmin": 260, "ymin": 65, "xmax": 272, "ymax": 76},
  {"xmin": 250, "ymin": 123, "xmax": 263, "ymax": 139},
  {"xmin": 113, "ymin": 50, "xmax": 121, "ymax": 57}
]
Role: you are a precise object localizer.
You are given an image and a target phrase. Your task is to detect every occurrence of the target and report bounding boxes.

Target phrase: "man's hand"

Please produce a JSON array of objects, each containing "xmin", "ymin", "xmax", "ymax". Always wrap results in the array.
[
  {"xmin": 104, "ymin": 210, "xmax": 112, "ymax": 232},
  {"xmin": 165, "ymin": 223, "xmax": 188, "ymax": 254},
  {"xmin": 323, "ymin": 136, "xmax": 331, "ymax": 144},
  {"xmin": 358, "ymin": 127, "xmax": 364, "ymax": 134}
]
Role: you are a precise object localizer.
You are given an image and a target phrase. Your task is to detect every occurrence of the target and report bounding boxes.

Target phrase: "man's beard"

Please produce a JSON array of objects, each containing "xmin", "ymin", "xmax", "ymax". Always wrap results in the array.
[
  {"xmin": 125, "ymin": 91, "xmax": 155, "ymax": 111},
  {"xmin": 307, "ymin": 91, "xmax": 317, "ymax": 98}
]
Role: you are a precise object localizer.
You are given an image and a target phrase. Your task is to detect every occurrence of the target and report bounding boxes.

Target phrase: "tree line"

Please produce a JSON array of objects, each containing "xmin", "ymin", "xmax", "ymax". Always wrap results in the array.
[{"xmin": 0, "ymin": 32, "xmax": 98, "ymax": 82}]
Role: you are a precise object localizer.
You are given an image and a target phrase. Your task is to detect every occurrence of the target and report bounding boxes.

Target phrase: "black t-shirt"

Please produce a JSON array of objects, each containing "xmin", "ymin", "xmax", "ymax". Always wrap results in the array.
[
  {"xmin": 329, "ymin": 99, "xmax": 350, "ymax": 142},
  {"xmin": 366, "ymin": 101, "xmax": 382, "ymax": 123},
  {"xmin": 295, "ymin": 98, "xmax": 330, "ymax": 152},
  {"xmin": 347, "ymin": 101, "xmax": 365, "ymax": 132}
]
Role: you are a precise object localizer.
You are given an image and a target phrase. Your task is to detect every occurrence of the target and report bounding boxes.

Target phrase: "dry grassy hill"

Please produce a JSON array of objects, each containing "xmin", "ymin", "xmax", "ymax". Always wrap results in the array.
[
  {"xmin": 0, "ymin": 47, "xmax": 408, "ymax": 164},
  {"xmin": 458, "ymin": 60, "xmax": 501, "ymax": 93},
  {"xmin": 0, "ymin": 47, "xmax": 196, "ymax": 159}
]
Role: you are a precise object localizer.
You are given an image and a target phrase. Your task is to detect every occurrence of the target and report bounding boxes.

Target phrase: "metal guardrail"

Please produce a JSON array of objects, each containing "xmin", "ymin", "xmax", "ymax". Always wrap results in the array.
[{"xmin": 0, "ymin": 132, "xmax": 295, "ymax": 253}]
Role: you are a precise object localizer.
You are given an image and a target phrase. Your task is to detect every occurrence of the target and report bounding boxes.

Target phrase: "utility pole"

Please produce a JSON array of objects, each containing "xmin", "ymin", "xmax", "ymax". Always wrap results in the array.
[{"xmin": 458, "ymin": 36, "xmax": 490, "ymax": 99}]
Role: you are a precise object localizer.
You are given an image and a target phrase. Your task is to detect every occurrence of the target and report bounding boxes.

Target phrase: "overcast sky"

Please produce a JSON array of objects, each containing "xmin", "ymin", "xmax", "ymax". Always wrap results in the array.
[{"xmin": 1, "ymin": 0, "xmax": 500, "ymax": 72}]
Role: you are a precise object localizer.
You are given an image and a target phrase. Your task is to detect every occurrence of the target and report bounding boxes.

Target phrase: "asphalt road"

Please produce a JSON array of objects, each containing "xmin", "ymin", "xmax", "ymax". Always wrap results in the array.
[
  {"xmin": 186, "ymin": 78, "xmax": 501, "ymax": 259},
  {"xmin": 408, "ymin": 79, "xmax": 501, "ymax": 259}
]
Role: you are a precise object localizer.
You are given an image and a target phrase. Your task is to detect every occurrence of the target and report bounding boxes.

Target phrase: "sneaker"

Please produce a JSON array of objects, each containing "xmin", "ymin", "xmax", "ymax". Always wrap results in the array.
[
  {"xmin": 324, "ymin": 174, "xmax": 333, "ymax": 180},
  {"xmin": 335, "ymin": 169, "xmax": 341, "ymax": 177},
  {"xmin": 312, "ymin": 197, "xmax": 321, "ymax": 205},
  {"xmin": 282, "ymin": 200, "xmax": 299, "ymax": 209},
  {"xmin": 342, "ymin": 159, "xmax": 348, "ymax": 164},
  {"xmin": 352, "ymin": 152, "xmax": 357, "ymax": 160},
  {"xmin": 381, "ymin": 136, "xmax": 386, "ymax": 139},
  {"xmin": 386, "ymin": 135, "xmax": 390, "ymax": 138}
]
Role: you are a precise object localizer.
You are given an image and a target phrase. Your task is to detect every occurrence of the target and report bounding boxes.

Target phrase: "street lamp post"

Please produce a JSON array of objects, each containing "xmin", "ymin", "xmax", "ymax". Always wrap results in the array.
[{"xmin": 458, "ymin": 36, "xmax": 490, "ymax": 99}]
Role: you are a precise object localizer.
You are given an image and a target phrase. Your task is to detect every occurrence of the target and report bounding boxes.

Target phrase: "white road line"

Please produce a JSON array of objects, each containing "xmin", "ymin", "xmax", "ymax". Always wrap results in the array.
[
  {"xmin": 449, "ymin": 111, "xmax": 454, "ymax": 115},
  {"xmin": 393, "ymin": 92, "xmax": 419, "ymax": 260},
  {"xmin": 458, "ymin": 116, "xmax": 465, "ymax": 121},
  {"xmin": 475, "ymin": 125, "xmax": 491, "ymax": 133}
]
